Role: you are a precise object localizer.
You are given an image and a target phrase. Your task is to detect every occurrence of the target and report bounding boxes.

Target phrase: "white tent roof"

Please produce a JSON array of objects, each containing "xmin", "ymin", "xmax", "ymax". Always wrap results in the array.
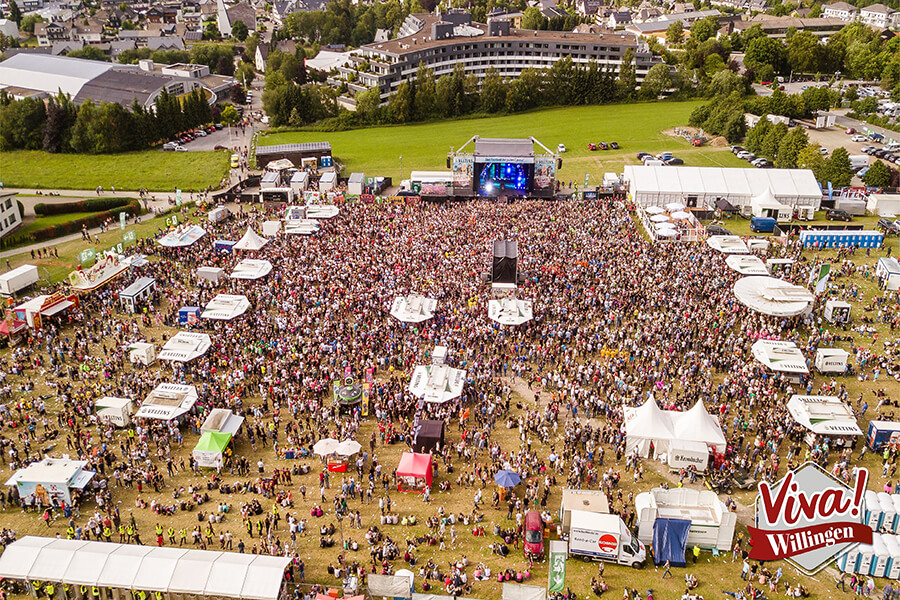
[
  {"xmin": 0, "ymin": 537, "xmax": 290, "ymax": 600},
  {"xmin": 487, "ymin": 297, "xmax": 534, "ymax": 325},
  {"xmin": 136, "ymin": 383, "xmax": 198, "ymax": 421},
  {"xmin": 390, "ymin": 294, "xmax": 437, "ymax": 323},
  {"xmin": 751, "ymin": 339, "xmax": 809, "ymax": 374},
  {"xmin": 95, "ymin": 396, "xmax": 132, "ymax": 410},
  {"xmin": 202, "ymin": 294, "xmax": 250, "ymax": 320},
  {"xmin": 306, "ymin": 204, "xmax": 339, "ymax": 219},
  {"xmin": 725, "ymin": 254, "xmax": 768, "ymax": 276},
  {"xmin": 734, "ymin": 276, "xmax": 813, "ymax": 317},
  {"xmin": 201, "ymin": 408, "xmax": 244, "ymax": 436},
  {"xmin": 158, "ymin": 331, "xmax": 211, "ymax": 362},
  {"xmin": 751, "ymin": 187, "xmax": 789, "ymax": 211},
  {"xmin": 230, "ymin": 258, "xmax": 273, "ymax": 280},
  {"xmin": 624, "ymin": 398, "xmax": 674, "ymax": 440},
  {"xmin": 408, "ymin": 364, "xmax": 467, "ymax": 403},
  {"xmin": 158, "ymin": 225, "xmax": 207, "ymax": 248},
  {"xmin": 233, "ymin": 228, "xmax": 268, "ymax": 251},
  {"xmin": 787, "ymin": 395, "xmax": 862, "ymax": 436},
  {"xmin": 5, "ymin": 458, "xmax": 92, "ymax": 487},
  {"xmin": 672, "ymin": 401, "xmax": 727, "ymax": 448},
  {"xmin": 624, "ymin": 166, "xmax": 820, "ymax": 203},
  {"xmin": 283, "ymin": 219, "xmax": 320, "ymax": 235},
  {"xmin": 707, "ymin": 235, "xmax": 749, "ymax": 254}
]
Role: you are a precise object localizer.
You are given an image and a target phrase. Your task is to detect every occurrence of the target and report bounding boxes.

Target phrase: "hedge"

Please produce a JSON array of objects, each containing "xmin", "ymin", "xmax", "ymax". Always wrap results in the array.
[
  {"xmin": 28, "ymin": 200, "xmax": 144, "ymax": 242},
  {"xmin": 33, "ymin": 197, "xmax": 133, "ymax": 216}
]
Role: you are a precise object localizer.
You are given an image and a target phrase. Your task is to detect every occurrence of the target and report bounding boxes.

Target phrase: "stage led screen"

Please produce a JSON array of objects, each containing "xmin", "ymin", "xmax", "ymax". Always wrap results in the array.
[{"xmin": 477, "ymin": 162, "xmax": 533, "ymax": 196}]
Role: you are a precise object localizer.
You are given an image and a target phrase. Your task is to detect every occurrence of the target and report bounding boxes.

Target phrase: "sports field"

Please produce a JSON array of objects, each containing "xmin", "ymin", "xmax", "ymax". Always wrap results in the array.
[
  {"xmin": 259, "ymin": 102, "xmax": 748, "ymax": 183},
  {"xmin": 0, "ymin": 150, "xmax": 231, "ymax": 192}
]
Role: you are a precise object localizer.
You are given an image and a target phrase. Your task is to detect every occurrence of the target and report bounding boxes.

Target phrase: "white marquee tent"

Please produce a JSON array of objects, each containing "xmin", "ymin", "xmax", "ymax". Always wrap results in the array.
[
  {"xmin": 202, "ymin": 294, "xmax": 250, "ymax": 320},
  {"xmin": 625, "ymin": 399, "xmax": 726, "ymax": 460},
  {"xmin": 390, "ymin": 294, "xmax": 438, "ymax": 323},
  {"xmin": 734, "ymin": 276, "xmax": 813, "ymax": 317},
  {"xmin": 0, "ymin": 537, "xmax": 290, "ymax": 600},
  {"xmin": 158, "ymin": 225, "xmax": 207, "ymax": 248},
  {"xmin": 706, "ymin": 235, "xmax": 749, "ymax": 254},
  {"xmin": 230, "ymin": 259, "xmax": 273, "ymax": 280},
  {"xmin": 135, "ymin": 383, "xmax": 198, "ymax": 421},
  {"xmin": 725, "ymin": 254, "xmax": 769, "ymax": 276},
  {"xmin": 233, "ymin": 228, "xmax": 269, "ymax": 251},
  {"xmin": 201, "ymin": 408, "xmax": 245, "ymax": 436},
  {"xmin": 487, "ymin": 297, "xmax": 533, "ymax": 325},
  {"xmin": 751, "ymin": 339, "xmax": 809, "ymax": 375},
  {"xmin": 158, "ymin": 331, "xmax": 212, "ymax": 362},
  {"xmin": 787, "ymin": 395, "xmax": 863, "ymax": 437},
  {"xmin": 408, "ymin": 364, "xmax": 467, "ymax": 403}
]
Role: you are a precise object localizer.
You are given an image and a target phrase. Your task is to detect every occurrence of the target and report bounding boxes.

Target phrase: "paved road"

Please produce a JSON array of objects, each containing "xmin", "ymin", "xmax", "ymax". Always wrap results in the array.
[
  {"xmin": 751, "ymin": 79, "xmax": 879, "ymax": 97},
  {"xmin": 4, "ymin": 189, "xmax": 197, "ymax": 217}
]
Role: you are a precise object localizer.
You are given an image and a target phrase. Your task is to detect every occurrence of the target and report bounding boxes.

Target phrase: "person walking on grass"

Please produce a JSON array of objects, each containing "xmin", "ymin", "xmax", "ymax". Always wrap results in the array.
[{"xmin": 662, "ymin": 560, "xmax": 672, "ymax": 579}]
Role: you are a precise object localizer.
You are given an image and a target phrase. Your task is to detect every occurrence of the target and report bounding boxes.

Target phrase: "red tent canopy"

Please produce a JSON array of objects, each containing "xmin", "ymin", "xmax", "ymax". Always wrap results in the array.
[
  {"xmin": 0, "ymin": 319, "xmax": 27, "ymax": 336},
  {"xmin": 396, "ymin": 452, "xmax": 433, "ymax": 492}
]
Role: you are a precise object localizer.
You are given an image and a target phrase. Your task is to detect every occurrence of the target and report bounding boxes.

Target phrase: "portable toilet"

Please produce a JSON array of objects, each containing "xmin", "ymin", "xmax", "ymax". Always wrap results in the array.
[
  {"xmin": 857, "ymin": 541, "xmax": 875, "ymax": 574},
  {"xmin": 891, "ymin": 496, "xmax": 900, "ymax": 532},
  {"xmin": 178, "ymin": 306, "xmax": 202, "ymax": 326},
  {"xmin": 885, "ymin": 535, "xmax": 900, "ymax": 579},
  {"xmin": 872, "ymin": 534, "xmax": 890, "ymax": 577},
  {"xmin": 866, "ymin": 490, "xmax": 883, "ymax": 529},
  {"xmin": 836, "ymin": 547, "xmax": 858, "ymax": 573},
  {"xmin": 880, "ymin": 492, "xmax": 898, "ymax": 533}
]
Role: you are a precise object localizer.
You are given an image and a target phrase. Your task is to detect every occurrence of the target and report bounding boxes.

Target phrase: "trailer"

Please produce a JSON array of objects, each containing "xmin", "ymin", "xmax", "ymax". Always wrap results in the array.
[{"xmin": 0, "ymin": 264, "xmax": 39, "ymax": 296}]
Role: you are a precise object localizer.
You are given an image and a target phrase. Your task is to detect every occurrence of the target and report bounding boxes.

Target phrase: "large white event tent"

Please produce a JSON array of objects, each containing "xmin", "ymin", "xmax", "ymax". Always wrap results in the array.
[
  {"xmin": 751, "ymin": 339, "xmax": 809, "ymax": 375},
  {"xmin": 233, "ymin": 228, "xmax": 269, "ymax": 251},
  {"xmin": 623, "ymin": 165, "xmax": 821, "ymax": 210},
  {"xmin": 734, "ymin": 276, "xmax": 813, "ymax": 317},
  {"xmin": 230, "ymin": 259, "xmax": 273, "ymax": 280},
  {"xmin": 157, "ymin": 331, "xmax": 211, "ymax": 362},
  {"xmin": 283, "ymin": 219, "xmax": 320, "ymax": 235},
  {"xmin": 408, "ymin": 364, "xmax": 467, "ymax": 403},
  {"xmin": 487, "ymin": 297, "xmax": 534, "ymax": 325},
  {"xmin": 202, "ymin": 294, "xmax": 250, "ymax": 320},
  {"xmin": 158, "ymin": 225, "xmax": 207, "ymax": 248},
  {"xmin": 725, "ymin": 254, "xmax": 769, "ymax": 276},
  {"xmin": 0, "ymin": 537, "xmax": 290, "ymax": 600},
  {"xmin": 706, "ymin": 235, "xmax": 749, "ymax": 254},
  {"xmin": 135, "ymin": 383, "xmax": 198, "ymax": 421},
  {"xmin": 787, "ymin": 395, "xmax": 863, "ymax": 438},
  {"xmin": 390, "ymin": 294, "xmax": 438, "ymax": 323},
  {"xmin": 624, "ymin": 399, "xmax": 726, "ymax": 461}
]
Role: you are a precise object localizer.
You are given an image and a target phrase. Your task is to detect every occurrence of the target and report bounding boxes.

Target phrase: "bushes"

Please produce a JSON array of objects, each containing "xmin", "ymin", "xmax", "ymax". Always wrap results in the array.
[
  {"xmin": 33, "ymin": 197, "xmax": 132, "ymax": 216},
  {"xmin": 28, "ymin": 200, "xmax": 143, "ymax": 242}
]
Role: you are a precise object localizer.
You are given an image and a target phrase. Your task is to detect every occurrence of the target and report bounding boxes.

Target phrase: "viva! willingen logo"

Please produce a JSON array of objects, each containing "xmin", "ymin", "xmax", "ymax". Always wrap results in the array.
[{"xmin": 748, "ymin": 462, "xmax": 872, "ymax": 574}]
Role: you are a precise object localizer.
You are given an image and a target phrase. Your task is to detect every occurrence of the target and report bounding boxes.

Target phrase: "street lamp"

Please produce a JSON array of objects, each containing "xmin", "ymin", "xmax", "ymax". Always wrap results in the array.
[{"xmin": 399, "ymin": 155, "xmax": 403, "ymax": 181}]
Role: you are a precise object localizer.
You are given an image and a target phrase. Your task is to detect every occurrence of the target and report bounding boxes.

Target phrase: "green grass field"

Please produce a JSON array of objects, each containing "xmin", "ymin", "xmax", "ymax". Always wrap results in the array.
[
  {"xmin": 0, "ymin": 150, "xmax": 231, "ymax": 192},
  {"xmin": 260, "ymin": 101, "xmax": 748, "ymax": 183}
]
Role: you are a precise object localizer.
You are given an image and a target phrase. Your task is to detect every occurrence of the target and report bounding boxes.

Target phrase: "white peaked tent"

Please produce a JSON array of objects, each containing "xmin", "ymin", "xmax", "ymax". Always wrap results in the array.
[
  {"xmin": 487, "ymin": 297, "xmax": 534, "ymax": 325},
  {"xmin": 751, "ymin": 339, "xmax": 809, "ymax": 374},
  {"xmin": 672, "ymin": 401, "xmax": 727, "ymax": 451},
  {"xmin": 202, "ymin": 294, "xmax": 250, "ymax": 320},
  {"xmin": 390, "ymin": 294, "xmax": 438, "ymax": 323},
  {"xmin": 734, "ymin": 276, "xmax": 813, "ymax": 317},
  {"xmin": 408, "ymin": 364, "xmax": 467, "ymax": 403},
  {"xmin": 750, "ymin": 188, "xmax": 791, "ymax": 221},
  {"xmin": 233, "ymin": 228, "xmax": 269, "ymax": 251},
  {"xmin": 787, "ymin": 395, "xmax": 863, "ymax": 437},
  {"xmin": 624, "ymin": 398, "xmax": 674, "ymax": 458}
]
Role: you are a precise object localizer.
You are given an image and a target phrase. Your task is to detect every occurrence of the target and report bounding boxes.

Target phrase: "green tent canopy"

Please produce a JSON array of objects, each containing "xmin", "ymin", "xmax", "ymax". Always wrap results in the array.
[{"xmin": 194, "ymin": 431, "xmax": 232, "ymax": 453}]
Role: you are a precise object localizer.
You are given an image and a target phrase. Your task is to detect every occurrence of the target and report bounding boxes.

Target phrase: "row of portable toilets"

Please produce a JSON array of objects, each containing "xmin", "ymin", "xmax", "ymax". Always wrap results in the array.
[{"xmin": 833, "ymin": 492, "xmax": 900, "ymax": 578}]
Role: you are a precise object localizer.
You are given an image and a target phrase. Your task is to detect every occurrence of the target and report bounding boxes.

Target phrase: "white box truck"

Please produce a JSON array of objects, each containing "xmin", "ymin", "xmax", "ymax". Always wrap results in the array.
[
  {"xmin": 849, "ymin": 155, "xmax": 869, "ymax": 170},
  {"xmin": 567, "ymin": 510, "xmax": 646, "ymax": 567},
  {"xmin": 0, "ymin": 264, "xmax": 39, "ymax": 296}
]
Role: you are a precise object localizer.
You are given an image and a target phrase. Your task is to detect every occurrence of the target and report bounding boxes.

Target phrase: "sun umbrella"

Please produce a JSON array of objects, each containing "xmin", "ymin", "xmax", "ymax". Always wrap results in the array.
[
  {"xmin": 336, "ymin": 439, "xmax": 362, "ymax": 456},
  {"xmin": 313, "ymin": 438, "xmax": 339, "ymax": 456},
  {"xmin": 655, "ymin": 222, "xmax": 677, "ymax": 230},
  {"xmin": 666, "ymin": 202, "xmax": 686, "ymax": 211},
  {"xmin": 645, "ymin": 206, "xmax": 665, "ymax": 215},
  {"xmin": 650, "ymin": 214, "xmax": 670, "ymax": 222},
  {"xmin": 657, "ymin": 229, "xmax": 678, "ymax": 238},
  {"xmin": 670, "ymin": 211, "xmax": 690, "ymax": 220},
  {"xmin": 494, "ymin": 469, "xmax": 522, "ymax": 488}
]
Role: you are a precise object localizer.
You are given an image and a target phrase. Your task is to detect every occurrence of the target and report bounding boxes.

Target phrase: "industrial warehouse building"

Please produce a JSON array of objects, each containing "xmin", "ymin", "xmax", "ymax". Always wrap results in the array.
[{"xmin": 623, "ymin": 165, "xmax": 822, "ymax": 212}]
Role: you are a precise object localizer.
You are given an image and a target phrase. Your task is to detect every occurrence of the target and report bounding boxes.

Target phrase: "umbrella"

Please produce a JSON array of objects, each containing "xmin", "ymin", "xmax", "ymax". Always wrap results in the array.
[
  {"xmin": 313, "ymin": 438, "xmax": 339, "ymax": 456},
  {"xmin": 670, "ymin": 211, "xmax": 690, "ymax": 220},
  {"xmin": 645, "ymin": 206, "xmax": 665, "ymax": 215},
  {"xmin": 336, "ymin": 439, "xmax": 362, "ymax": 456},
  {"xmin": 494, "ymin": 469, "xmax": 522, "ymax": 488},
  {"xmin": 654, "ymin": 222, "xmax": 677, "ymax": 230},
  {"xmin": 657, "ymin": 229, "xmax": 678, "ymax": 238},
  {"xmin": 650, "ymin": 214, "xmax": 670, "ymax": 222},
  {"xmin": 666, "ymin": 202, "xmax": 686, "ymax": 211}
]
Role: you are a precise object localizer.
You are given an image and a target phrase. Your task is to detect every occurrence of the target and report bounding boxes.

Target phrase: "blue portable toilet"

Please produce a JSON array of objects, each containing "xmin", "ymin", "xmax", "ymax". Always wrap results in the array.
[
  {"xmin": 868, "ymin": 421, "xmax": 900, "ymax": 451},
  {"xmin": 178, "ymin": 306, "xmax": 201, "ymax": 326}
]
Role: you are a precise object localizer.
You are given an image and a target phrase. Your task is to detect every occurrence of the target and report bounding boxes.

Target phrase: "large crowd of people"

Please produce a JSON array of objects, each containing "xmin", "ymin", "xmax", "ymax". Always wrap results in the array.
[{"xmin": 0, "ymin": 195, "xmax": 897, "ymax": 599}]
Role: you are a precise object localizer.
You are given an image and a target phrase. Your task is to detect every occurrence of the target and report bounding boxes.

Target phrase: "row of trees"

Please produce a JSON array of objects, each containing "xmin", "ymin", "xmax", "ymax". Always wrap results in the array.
[
  {"xmin": 283, "ymin": 0, "xmax": 409, "ymax": 48},
  {"xmin": 261, "ymin": 50, "xmax": 338, "ymax": 127},
  {"xmin": 0, "ymin": 88, "xmax": 213, "ymax": 153}
]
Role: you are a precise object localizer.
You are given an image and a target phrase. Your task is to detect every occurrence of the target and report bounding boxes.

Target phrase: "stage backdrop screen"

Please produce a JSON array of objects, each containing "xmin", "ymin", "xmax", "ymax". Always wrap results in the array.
[{"xmin": 477, "ymin": 162, "xmax": 533, "ymax": 196}]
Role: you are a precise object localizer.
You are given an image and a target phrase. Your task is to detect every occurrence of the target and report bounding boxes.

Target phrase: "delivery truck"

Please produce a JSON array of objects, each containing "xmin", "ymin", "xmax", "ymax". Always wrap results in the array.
[
  {"xmin": 0, "ymin": 264, "xmax": 39, "ymax": 296},
  {"xmin": 567, "ymin": 510, "xmax": 646, "ymax": 567}
]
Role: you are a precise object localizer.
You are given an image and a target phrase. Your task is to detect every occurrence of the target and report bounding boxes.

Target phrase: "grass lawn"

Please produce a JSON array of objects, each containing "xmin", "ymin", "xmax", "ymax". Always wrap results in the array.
[
  {"xmin": 259, "ymin": 101, "xmax": 746, "ymax": 184},
  {"xmin": 0, "ymin": 150, "xmax": 231, "ymax": 192}
]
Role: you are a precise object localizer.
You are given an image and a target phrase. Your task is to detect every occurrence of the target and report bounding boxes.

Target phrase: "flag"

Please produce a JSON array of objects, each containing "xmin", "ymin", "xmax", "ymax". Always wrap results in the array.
[
  {"xmin": 814, "ymin": 264, "xmax": 831, "ymax": 295},
  {"xmin": 78, "ymin": 248, "xmax": 95, "ymax": 264}
]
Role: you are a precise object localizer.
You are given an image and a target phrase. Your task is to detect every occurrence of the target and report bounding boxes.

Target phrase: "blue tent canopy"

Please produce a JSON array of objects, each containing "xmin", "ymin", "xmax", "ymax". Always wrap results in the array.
[{"xmin": 652, "ymin": 518, "xmax": 691, "ymax": 567}]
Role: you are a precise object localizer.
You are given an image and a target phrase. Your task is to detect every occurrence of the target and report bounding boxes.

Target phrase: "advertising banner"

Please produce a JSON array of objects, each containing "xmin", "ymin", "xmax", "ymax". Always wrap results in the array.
[
  {"xmin": 548, "ymin": 540, "xmax": 567, "ymax": 592},
  {"xmin": 534, "ymin": 156, "xmax": 557, "ymax": 190},
  {"xmin": 452, "ymin": 155, "xmax": 474, "ymax": 189},
  {"xmin": 78, "ymin": 248, "xmax": 96, "ymax": 264}
]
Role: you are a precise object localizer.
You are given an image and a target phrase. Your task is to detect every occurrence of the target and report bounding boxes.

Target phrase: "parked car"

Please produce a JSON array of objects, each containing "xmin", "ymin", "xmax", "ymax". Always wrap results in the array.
[
  {"xmin": 588, "ymin": 143, "xmax": 598, "ymax": 151},
  {"xmin": 658, "ymin": 152, "xmax": 674, "ymax": 161},
  {"xmin": 557, "ymin": 144, "xmax": 567, "ymax": 153},
  {"xmin": 175, "ymin": 146, "xmax": 188, "ymax": 152},
  {"xmin": 737, "ymin": 151, "xmax": 753, "ymax": 160},
  {"xmin": 877, "ymin": 218, "xmax": 900, "ymax": 235},
  {"xmin": 214, "ymin": 123, "xmax": 224, "ymax": 130},
  {"xmin": 230, "ymin": 154, "xmax": 240, "ymax": 168},
  {"xmin": 637, "ymin": 152, "xmax": 651, "ymax": 160},
  {"xmin": 862, "ymin": 145, "xmax": 877, "ymax": 154},
  {"xmin": 610, "ymin": 142, "xmax": 619, "ymax": 149},
  {"xmin": 163, "ymin": 142, "xmax": 179, "ymax": 151},
  {"xmin": 195, "ymin": 130, "xmax": 207, "ymax": 137},
  {"xmin": 664, "ymin": 157, "xmax": 684, "ymax": 165},
  {"xmin": 851, "ymin": 135, "xmax": 868, "ymax": 142},
  {"xmin": 523, "ymin": 511, "xmax": 545, "ymax": 560},
  {"xmin": 730, "ymin": 145, "xmax": 744, "ymax": 154},
  {"xmin": 846, "ymin": 128, "xmax": 856, "ymax": 135},
  {"xmin": 819, "ymin": 147, "xmax": 829, "ymax": 155},
  {"xmin": 214, "ymin": 145, "xmax": 229, "ymax": 151},
  {"xmin": 598, "ymin": 142, "xmax": 609, "ymax": 150},
  {"xmin": 750, "ymin": 217, "xmax": 777, "ymax": 233},
  {"xmin": 826, "ymin": 209, "xmax": 852, "ymax": 221},
  {"xmin": 707, "ymin": 224, "xmax": 732, "ymax": 236},
  {"xmin": 752, "ymin": 158, "xmax": 772, "ymax": 168}
]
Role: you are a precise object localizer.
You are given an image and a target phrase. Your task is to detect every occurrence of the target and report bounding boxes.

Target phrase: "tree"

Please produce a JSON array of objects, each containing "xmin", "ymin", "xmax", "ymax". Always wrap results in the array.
[
  {"xmin": 774, "ymin": 127, "xmax": 808, "ymax": 169},
  {"xmin": 821, "ymin": 146, "xmax": 853, "ymax": 187},
  {"xmin": 220, "ymin": 104, "xmax": 240, "ymax": 126},
  {"xmin": 744, "ymin": 37, "xmax": 787, "ymax": 76},
  {"xmin": 666, "ymin": 21, "xmax": 684, "ymax": 45},
  {"xmin": 786, "ymin": 30, "xmax": 823, "ymax": 75},
  {"xmin": 863, "ymin": 160, "xmax": 892, "ymax": 188},
  {"xmin": 639, "ymin": 63, "xmax": 671, "ymax": 100},
  {"xmin": 745, "ymin": 118, "xmax": 772, "ymax": 154},
  {"xmin": 522, "ymin": 6, "xmax": 547, "ymax": 30},
  {"xmin": 689, "ymin": 16, "xmax": 717, "ymax": 43},
  {"xmin": 231, "ymin": 19, "xmax": 249, "ymax": 41},
  {"xmin": 204, "ymin": 21, "xmax": 220, "ymax": 40},
  {"xmin": 42, "ymin": 93, "xmax": 77, "ymax": 153},
  {"xmin": 9, "ymin": 0, "xmax": 21, "ymax": 26},
  {"xmin": 797, "ymin": 144, "xmax": 826, "ymax": 180},
  {"xmin": 615, "ymin": 48, "xmax": 637, "ymax": 100},
  {"xmin": 761, "ymin": 122, "xmax": 788, "ymax": 160},
  {"xmin": 66, "ymin": 45, "xmax": 108, "ymax": 61},
  {"xmin": 480, "ymin": 67, "xmax": 506, "ymax": 113}
]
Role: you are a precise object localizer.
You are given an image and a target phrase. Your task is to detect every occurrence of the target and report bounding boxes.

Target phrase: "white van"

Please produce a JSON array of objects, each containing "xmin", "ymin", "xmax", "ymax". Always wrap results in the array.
[{"xmin": 568, "ymin": 510, "xmax": 646, "ymax": 567}]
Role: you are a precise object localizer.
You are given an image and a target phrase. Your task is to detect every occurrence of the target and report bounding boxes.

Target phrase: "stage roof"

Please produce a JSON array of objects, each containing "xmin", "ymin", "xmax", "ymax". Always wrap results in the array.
[{"xmin": 474, "ymin": 138, "xmax": 533, "ymax": 158}]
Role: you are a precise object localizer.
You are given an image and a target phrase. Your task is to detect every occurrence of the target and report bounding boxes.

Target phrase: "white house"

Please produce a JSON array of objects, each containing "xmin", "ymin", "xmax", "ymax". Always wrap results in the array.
[
  {"xmin": 0, "ymin": 18, "xmax": 19, "ymax": 38},
  {"xmin": 821, "ymin": 1, "xmax": 858, "ymax": 21},
  {"xmin": 859, "ymin": 3, "xmax": 898, "ymax": 28},
  {"xmin": 0, "ymin": 193, "xmax": 22, "ymax": 239}
]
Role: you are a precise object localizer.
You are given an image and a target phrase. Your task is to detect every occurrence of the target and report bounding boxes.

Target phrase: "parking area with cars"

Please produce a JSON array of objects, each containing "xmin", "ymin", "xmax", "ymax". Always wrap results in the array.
[{"xmin": 635, "ymin": 151, "xmax": 683, "ymax": 166}]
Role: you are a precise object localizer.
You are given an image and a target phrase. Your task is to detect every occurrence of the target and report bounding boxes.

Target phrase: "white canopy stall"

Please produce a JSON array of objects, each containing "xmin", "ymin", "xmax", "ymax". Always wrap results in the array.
[
  {"xmin": 283, "ymin": 219, "xmax": 320, "ymax": 235},
  {"xmin": 487, "ymin": 297, "xmax": 533, "ymax": 325},
  {"xmin": 734, "ymin": 276, "xmax": 813, "ymax": 317},
  {"xmin": 197, "ymin": 266, "xmax": 225, "ymax": 283},
  {"xmin": 707, "ymin": 236, "xmax": 749, "ymax": 254},
  {"xmin": 158, "ymin": 331, "xmax": 212, "ymax": 362},
  {"xmin": 128, "ymin": 341, "xmax": 156, "ymax": 366},
  {"xmin": 230, "ymin": 259, "xmax": 273, "ymax": 280},
  {"xmin": 233, "ymin": 228, "xmax": 269, "ymax": 251},
  {"xmin": 390, "ymin": 294, "xmax": 438, "ymax": 323},
  {"xmin": 158, "ymin": 225, "xmax": 207, "ymax": 248},
  {"xmin": 750, "ymin": 188, "xmax": 791, "ymax": 221},
  {"xmin": 725, "ymin": 255, "xmax": 769, "ymax": 276},
  {"xmin": 751, "ymin": 340, "xmax": 809, "ymax": 377},
  {"xmin": 201, "ymin": 408, "xmax": 245, "ymax": 435},
  {"xmin": 135, "ymin": 383, "xmax": 198, "ymax": 421},
  {"xmin": 202, "ymin": 294, "xmax": 250, "ymax": 320},
  {"xmin": 408, "ymin": 364, "xmax": 467, "ymax": 404},
  {"xmin": 787, "ymin": 395, "xmax": 863, "ymax": 443},
  {"xmin": 96, "ymin": 396, "xmax": 134, "ymax": 427},
  {"xmin": 624, "ymin": 398, "xmax": 674, "ymax": 459}
]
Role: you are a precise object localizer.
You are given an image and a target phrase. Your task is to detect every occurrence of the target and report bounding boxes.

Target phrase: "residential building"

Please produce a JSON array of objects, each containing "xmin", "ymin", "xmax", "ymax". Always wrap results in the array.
[
  {"xmin": 859, "ymin": 3, "xmax": 898, "ymax": 28},
  {"xmin": 34, "ymin": 21, "xmax": 69, "ymax": 46},
  {"xmin": 608, "ymin": 11, "xmax": 632, "ymax": 27},
  {"xmin": 821, "ymin": 1, "xmax": 858, "ymax": 21},
  {"xmin": 575, "ymin": 0, "xmax": 604, "ymax": 15},
  {"xmin": 336, "ymin": 11, "xmax": 661, "ymax": 102},
  {"xmin": 0, "ymin": 193, "xmax": 23, "ymax": 240},
  {"xmin": 72, "ymin": 22, "xmax": 102, "ymax": 43},
  {"xmin": 217, "ymin": 0, "xmax": 256, "ymax": 37},
  {"xmin": 732, "ymin": 14, "xmax": 849, "ymax": 37},
  {"xmin": 0, "ymin": 18, "xmax": 19, "ymax": 38},
  {"xmin": 624, "ymin": 9, "xmax": 720, "ymax": 38}
]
